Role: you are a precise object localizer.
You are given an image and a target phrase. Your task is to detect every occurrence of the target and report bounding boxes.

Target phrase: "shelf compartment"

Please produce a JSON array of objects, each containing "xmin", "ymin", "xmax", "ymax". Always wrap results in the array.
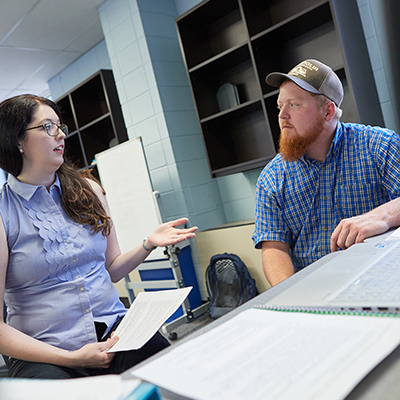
[
  {"xmin": 242, "ymin": 0, "xmax": 329, "ymax": 37},
  {"xmin": 71, "ymin": 74, "xmax": 110, "ymax": 128},
  {"xmin": 65, "ymin": 133, "xmax": 86, "ymax": 169},
  {"xmin": 80, "ymin": 117, "xmax": 117, "ymax": 166},
  {"xmin": 334, "ymin": 68, "xmax": 359, "ymax": 123},
  {"xmin": 251, "ymin": 1, "xmax": 340, "ymax": 95},
  {"xmin": 57, "ymin": 95, "xmax": 77, "ymax": 132},
  {"xmin": 201, "ymin": 101, "xmax": 276, "ymax": 176},
  {"xmin": 190, "ymin": 44, "xmax": 259, "ymax": 120},
  {"xmin": 56, "ymin": 70, "xmax": 128, "ymax": 170},
  {"xmin": 175, "ymin": 0, "xmax": 376, "ymax": 177},
  {"xmin": 177, "ymin": 0, "xmax": 247, "ymax": 69},
  {"xmin": 264, "ymin": 93, "xmax": 280, "ymax": 152}
]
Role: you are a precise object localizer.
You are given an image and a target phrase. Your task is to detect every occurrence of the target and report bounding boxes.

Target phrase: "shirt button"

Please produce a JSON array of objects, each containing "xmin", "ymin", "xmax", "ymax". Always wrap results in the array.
[
  {"xmin": 72, "ymin": 259, "xmax": 76, "ymax": 263},
  {"xmin": 80, "ymin": 287, "xmax": 85, "ymax": 292},
  {"xmin": 321, "ymin": 166, "xmax": 326, "ymax": 170},
  {"xmin": 75, "ymin": 276, "xmax": 80, "ymax": 280},
  {"xmin": 323, "ymin": 196, "xmax": 327, "ymax": 201},
  {"xmin": 324, "ymin": 227, "xmax": 329, "ymax": 231},
  {"xmin": 66, "ymin": 239, "xmax": 71, "ymax": 244},
  {"xmin": 85, "ymin": 309, "xmax": 90, "ymax": 313}
]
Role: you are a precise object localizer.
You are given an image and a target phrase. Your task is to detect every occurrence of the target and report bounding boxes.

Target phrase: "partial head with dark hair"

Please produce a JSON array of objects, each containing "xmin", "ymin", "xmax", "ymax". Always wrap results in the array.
[
  {"xmin": 0, "ymin": 93, "xmax": 111, "ymax": 235},
  {"xmin": 0, "ymin": 94, "xmax": 61, "ymax": 177}
]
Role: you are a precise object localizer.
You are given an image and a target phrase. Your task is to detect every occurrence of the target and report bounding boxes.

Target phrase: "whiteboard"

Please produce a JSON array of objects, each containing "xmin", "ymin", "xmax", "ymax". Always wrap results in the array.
[{"xmin": 96, "ymin": 137, "xmax": 165, "ymax": 260}]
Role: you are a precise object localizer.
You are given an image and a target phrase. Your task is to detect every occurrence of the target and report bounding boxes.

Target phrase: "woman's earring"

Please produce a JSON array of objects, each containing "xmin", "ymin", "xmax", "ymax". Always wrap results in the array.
[{"xmin": 19, "ymin": 148, "xmax": 23, "ymax": 154}]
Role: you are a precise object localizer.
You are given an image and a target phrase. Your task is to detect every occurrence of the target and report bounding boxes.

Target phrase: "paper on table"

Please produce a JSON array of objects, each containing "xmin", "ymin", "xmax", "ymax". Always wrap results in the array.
[
  {"xmin": 108, "ymin": 287, "xmax": 192, "ymax": 352},
  {"xmin": 133, "ymin": 308, "xmax": 400, "ymax": 400},
  {"xmin": 0, "ymin": 375, "xmax": 141, "ymax": 400}
]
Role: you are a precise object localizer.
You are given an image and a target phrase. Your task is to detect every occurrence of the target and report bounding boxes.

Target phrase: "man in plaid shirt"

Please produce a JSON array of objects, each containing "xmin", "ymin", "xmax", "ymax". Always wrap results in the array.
[{"xmin": 252, "ymin": 59, "xmax": 400, "ymax": 286}]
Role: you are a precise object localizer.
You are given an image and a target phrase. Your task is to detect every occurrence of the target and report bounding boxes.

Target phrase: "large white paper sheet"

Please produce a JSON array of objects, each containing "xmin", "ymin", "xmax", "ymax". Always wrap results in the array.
[
  {"xmin": 0, "ymin": 375, "xmax": 140, "ymax": 400},
  {"xmin": 108, "ymin": 287, "xmax": 192, "ymax": 352},
  {"xmin": 133, "ymin": 308, "xmax": 400, "ymax": 400}
]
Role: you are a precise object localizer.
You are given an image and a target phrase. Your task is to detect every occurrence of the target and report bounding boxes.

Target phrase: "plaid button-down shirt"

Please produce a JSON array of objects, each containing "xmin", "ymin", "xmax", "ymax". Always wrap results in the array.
[{"xmin": 253, "ymin": 122, "xmax": 400, "ymax": 271}]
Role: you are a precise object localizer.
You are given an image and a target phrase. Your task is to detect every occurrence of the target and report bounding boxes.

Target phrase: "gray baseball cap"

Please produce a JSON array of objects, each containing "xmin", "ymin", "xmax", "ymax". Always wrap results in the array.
[{"xmin": 266, "ymin": 59, "xmax": 344, "ymax": 107}]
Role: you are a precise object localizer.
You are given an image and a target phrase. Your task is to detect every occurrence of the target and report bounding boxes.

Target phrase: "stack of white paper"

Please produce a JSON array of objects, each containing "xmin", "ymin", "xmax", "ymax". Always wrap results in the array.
[{"xmin": 133, "ymin": 308, "xmax": 400, "ymax": 400}]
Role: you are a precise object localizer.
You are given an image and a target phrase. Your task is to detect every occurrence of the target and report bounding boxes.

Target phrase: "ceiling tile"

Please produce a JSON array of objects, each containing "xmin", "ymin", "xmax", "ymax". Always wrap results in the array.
[
  {"xmin": 17, "ymin": 50, "xmax": 82, "ymax": 90},
  {"xmin": 0, "ymin": 0, "xmax": 106, "ymax": 102},
  {"xmin": 0, "ymin": 0, "xmax": 39, "ymax": 43},
  {"xmin": 0, "ymin": 47, "xmax": 55, "ymax": 89},
  {"xmin": 3, "ymin": 0, "xmax": 105, "ymax": 50},
  {"xmin": 64, "ymin": 20, "xmax": 104, "ymax": 53}
]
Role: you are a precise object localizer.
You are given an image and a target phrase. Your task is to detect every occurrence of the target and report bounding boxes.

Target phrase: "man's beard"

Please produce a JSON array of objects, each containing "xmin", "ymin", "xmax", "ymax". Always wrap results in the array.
[{"xmin": 278, "ymin": 117, "xmax": 325, "ymax": 162}]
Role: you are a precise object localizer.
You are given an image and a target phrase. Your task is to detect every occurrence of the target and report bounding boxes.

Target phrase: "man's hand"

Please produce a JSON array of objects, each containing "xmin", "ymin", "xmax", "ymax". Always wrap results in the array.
[
  {"xmin": 331, "ymin": 198, "xmax": 400, "ymax": 252},
  {"xmin": 331, "ymin": 214, "xmax": 390, "ymax": 252}
]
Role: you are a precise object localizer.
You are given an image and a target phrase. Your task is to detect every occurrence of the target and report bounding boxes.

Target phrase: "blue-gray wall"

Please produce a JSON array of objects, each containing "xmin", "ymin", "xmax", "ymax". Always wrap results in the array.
[
  {"xmin": 48, "ymin": 0, "xmax": 396, "ymax": 232},
  {"xmin": 356, "ymin": 0, "xmax": 400, "ymax": 132},
  {"xmin": 49, "ymin": 0, "xmax": 260, "ymax": 232}
]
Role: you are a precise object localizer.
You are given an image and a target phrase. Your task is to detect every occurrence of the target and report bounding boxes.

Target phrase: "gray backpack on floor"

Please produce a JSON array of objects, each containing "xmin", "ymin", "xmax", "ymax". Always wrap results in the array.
[{"xmin": 206, "ymin": 253, "xmax": 259, "ymax": 319}]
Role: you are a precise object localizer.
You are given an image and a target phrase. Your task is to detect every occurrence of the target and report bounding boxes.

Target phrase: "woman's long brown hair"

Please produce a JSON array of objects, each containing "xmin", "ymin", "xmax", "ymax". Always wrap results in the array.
[{"xmin": 58, "ymin": 162, "xmax": 112, "ymax": 236}]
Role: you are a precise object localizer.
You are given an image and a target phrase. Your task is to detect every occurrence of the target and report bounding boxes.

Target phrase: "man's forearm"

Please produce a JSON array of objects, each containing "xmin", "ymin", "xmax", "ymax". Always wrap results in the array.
[{"xmin": 262, "ymin": 241, "xmax": 294, "ymax": 286}]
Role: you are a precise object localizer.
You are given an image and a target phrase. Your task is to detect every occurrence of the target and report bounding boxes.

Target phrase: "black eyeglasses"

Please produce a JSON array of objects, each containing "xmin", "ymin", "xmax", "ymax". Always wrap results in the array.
[{"xmin": 26, "ymin": 122, "xmax": 68, "ymax": 137}]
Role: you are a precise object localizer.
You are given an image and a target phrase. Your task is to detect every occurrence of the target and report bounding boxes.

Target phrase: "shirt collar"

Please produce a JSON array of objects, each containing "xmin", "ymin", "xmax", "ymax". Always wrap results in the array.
[
  {"xmin": 331, "ymin": 122, "xmax": 344, "ymax": 154},
  {"xmin": 8, "ymin": 174, "xmax": 61, "ymax": 201},
  {"xmin": 300, "ymin": 122, "xmax": 343, "ymax": 165}
]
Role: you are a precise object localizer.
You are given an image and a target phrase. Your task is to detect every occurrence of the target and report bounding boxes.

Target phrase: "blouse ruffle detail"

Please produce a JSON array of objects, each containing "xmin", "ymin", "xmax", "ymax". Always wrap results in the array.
[{"xmin": 22, "ymin": 193, "xmax": 98, "ymax": 282}]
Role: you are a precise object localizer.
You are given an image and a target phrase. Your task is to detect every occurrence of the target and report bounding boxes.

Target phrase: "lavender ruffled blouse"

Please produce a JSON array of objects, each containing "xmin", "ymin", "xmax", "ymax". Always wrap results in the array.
[{"xmin": 1, "ymin": 174, "xmax": 127, "ymax": 351}]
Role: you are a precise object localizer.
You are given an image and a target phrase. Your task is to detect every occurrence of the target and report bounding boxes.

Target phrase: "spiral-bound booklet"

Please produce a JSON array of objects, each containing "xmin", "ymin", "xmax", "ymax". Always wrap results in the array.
[
  {"xmin": 133, "ymin": 307, "xmax": 400, "ymax": 400},
  {"xmin": 254, "ymin": 304, "xmax": 400, "ymax": 317}
]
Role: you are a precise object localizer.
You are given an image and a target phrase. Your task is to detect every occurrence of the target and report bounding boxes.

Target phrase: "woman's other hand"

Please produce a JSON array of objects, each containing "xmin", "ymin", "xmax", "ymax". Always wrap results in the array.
[{"xmin": 146, "ymin": 217, "xmax": 198, "ymax": 249}]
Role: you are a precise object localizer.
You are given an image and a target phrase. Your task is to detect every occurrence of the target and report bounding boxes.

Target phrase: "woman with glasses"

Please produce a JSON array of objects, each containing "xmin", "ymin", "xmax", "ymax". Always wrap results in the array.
[{"xmin": 0, "ymin": 94, "xmax": 198, "ymax": 379}]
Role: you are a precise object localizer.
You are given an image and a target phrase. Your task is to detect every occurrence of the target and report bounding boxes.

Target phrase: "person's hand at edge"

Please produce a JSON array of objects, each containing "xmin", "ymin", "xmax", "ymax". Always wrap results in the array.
[{"xmin": 145, "ymin": 217, "xmax": 198, "ymax": 250}]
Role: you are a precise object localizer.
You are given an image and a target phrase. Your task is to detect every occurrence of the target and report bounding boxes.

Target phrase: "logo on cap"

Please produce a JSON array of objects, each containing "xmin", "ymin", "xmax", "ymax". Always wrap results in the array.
[{"xmin": 290, "ymin": 66, "xmax": 307, "ymax": 78}]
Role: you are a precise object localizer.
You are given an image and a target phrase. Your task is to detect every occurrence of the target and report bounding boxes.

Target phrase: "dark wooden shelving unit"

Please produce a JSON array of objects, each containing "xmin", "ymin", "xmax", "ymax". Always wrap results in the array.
[
  {"xmin": 176, "ymin": 0, "xmax": 383, "ymax": 177},
  {"xmin": 55, "ymin": 70, "xmax": 128, "ymax": 171}
]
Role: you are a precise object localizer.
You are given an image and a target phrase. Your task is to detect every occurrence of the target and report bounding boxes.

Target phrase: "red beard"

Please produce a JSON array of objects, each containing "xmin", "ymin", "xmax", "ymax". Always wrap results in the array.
[{"xmin": 278, "ymin": 118, "xmax": 325, "ymax": 162}]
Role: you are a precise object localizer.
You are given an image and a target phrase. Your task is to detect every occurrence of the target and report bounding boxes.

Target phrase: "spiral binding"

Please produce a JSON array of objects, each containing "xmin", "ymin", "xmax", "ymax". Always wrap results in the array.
[{"xmin": 253, "ymin": 304, "xmax": 400, "ymax": 317}]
